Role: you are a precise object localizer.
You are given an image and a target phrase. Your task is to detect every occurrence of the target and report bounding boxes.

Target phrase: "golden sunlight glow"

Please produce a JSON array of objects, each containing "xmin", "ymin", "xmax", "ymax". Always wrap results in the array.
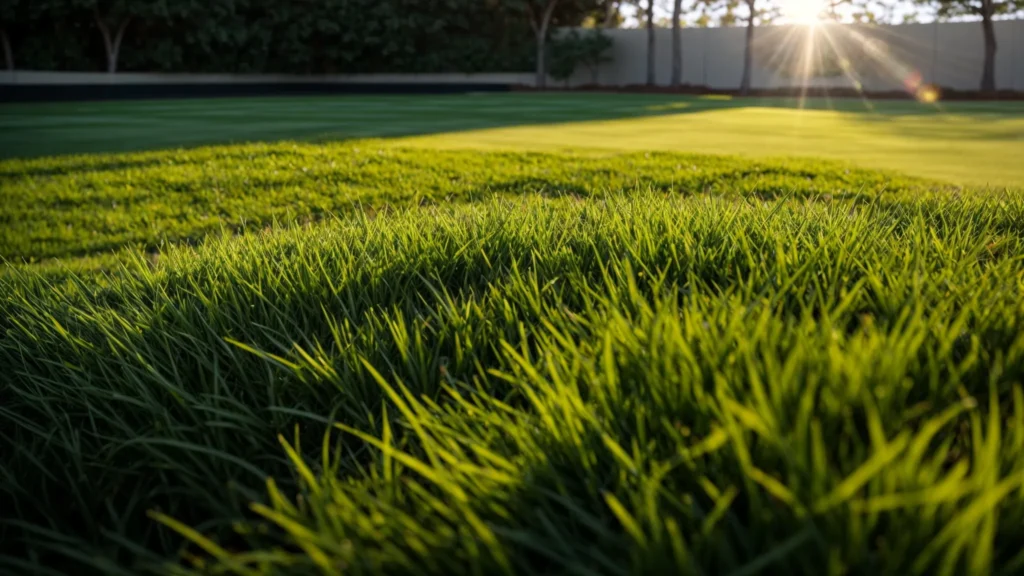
[
  {"xmin": 780, "ymin": 0, "xmax": 828, "ymax": 25},
  {"xmin": 916, "ymin": 85, "xmax": 940, "ymax": 103},
  {"xmin": 752, "ymin": 16, "xmax": 944, "ymax": 110}
]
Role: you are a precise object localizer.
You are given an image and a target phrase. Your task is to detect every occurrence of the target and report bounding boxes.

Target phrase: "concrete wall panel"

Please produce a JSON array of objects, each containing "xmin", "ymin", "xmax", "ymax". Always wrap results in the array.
[
  {"xmin": 600, "ymin": 29, "xmax": 648, "ymax": 86},
  {"xmin": 936, "ymin": 21, "xmax": 985, "ymax": 90},
  {"xmin": 1017, "ymin": 20, "xmax": 1024, "ymax": 90},
  {"xmin": 703, "ymin": 27, "xmax": 747, "ymax": 89},
  {"xmin": 585, "ymin": 19, "xmax": 1021, "ymax": 91},
  {"xmin": 682, "ymin": 27, "xmax": 706, "ymax": 86},
  {"xmin": 992, "ymin": 20, "xmax": 1019, "ymax": 91}
]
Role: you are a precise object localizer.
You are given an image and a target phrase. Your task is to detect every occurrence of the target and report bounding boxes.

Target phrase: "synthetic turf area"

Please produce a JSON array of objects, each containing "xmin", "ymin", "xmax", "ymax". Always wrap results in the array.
[
  {"xmin": 1, "ymin": 93, "xmax": 1022, "ymax": 186},
  {"xmin": 2, "ymin": 94, "xmax": 1024, "ymax": 575}
]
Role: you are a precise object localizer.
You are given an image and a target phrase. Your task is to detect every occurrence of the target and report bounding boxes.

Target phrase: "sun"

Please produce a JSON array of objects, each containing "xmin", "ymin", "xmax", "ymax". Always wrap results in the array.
[{"xmin": 779, "ymin": 0, "xmax": 828, "ymax": 25}]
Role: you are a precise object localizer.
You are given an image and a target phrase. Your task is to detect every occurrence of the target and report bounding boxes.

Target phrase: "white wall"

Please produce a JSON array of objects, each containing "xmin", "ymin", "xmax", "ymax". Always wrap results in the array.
[
  {"xmin": 570, "ymin": 20, "xmax": 1024, "ymax": 91},
  {"xmin": 2, "ymin": 21, "xmax": 1021, "ymax": 92}
]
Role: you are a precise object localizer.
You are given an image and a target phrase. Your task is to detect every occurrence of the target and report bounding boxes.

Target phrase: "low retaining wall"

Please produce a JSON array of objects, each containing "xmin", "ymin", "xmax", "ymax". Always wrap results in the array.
[{"xmin": 0, "ymin": 72, "xmax": 535, "ymax": 103}]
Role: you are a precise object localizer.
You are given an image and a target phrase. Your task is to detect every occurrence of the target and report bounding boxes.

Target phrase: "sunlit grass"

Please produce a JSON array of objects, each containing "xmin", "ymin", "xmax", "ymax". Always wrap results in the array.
[
  {"xmin": 0, "ymin": 143, "xmax": 938, "ymax": 264},
  {"xmin": 3, "ymin": 143, "xmax": 1024, "ymax": 574},
  {"xmin": 406, "ymin": 105, "xmax": 1024, "ymax": 187},
  {"xmin": 2, "ymin": 94, "xmax": 1022, "ymax": 186}
]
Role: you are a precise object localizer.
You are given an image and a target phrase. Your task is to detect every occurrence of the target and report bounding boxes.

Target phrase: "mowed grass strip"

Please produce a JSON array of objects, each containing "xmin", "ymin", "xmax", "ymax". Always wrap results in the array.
[
  {"xmin": 0, "ymin": 142, "xmax": 943, "ymax": 264},
  {"xmin": 3, "ymin": 94, "xmax": 1022, "ymax": 185},
  {"xmin": 3, "ymin": 183, "xmax": 1024, "ymax": 574}
]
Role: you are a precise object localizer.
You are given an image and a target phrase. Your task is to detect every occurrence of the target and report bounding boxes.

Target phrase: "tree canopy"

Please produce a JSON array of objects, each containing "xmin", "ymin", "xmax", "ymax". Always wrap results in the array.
[{"xmin": 1, "ymin": 0, "xmax": 607, "ymax": 73}]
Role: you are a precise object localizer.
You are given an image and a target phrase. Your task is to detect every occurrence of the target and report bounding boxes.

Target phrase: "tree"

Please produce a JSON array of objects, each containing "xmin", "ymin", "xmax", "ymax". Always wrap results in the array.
[
  {"xmin": 699, "ymin": 0, "xmax": 772, "ymax": 94},
  {"xmin": 0, "ymin": 0, "xmax": 22, "ymax": 71},
  {"xmin": 670, "ymin": 0, "xmax": 684, "ymax": 86},
  {"xmin": 59, "ymin": 0, "xmax": 172, "ymax": 73},
  {"xmin": 10, "ymin": 0, "xmax": 598, "ymax": 76},
  {"xmin": 512, "ymin": 0, "xmax": 605, "ymax": 88},
  {"xmin": 643, "ymin": 0, "xmax": 655, "ymax": 85},
  {"xmin": 579, "ymin": 29, "xmax": 614, "ymax": 83},
  {"xmin": 517, "ymin": 0, "xmax": 562, "ymax": 88},
  {"xmin": 921, "ymin": 0, "xmax": 1022, "ymax": 92},
  {"xmin": 88, "ymin": 0, "xmax": 137, "ymax": 73},
  {"xmin": 823, "ymin": 0, "xmax": 908, "ymax": 24},
  {"xmin": 601, "ymin": 0, "xmax": 622, "ymax": 25},
  {"xmin": 550, "ymin": 28, "xmax": 613, "ymax": 84},
  {"xmin": 740, "ymin": 0, "xmax": 756, "ymax": 94}
]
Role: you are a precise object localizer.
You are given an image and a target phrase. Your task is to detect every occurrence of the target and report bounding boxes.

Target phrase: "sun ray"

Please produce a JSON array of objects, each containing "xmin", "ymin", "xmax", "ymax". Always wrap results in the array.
[
  {"xmin": 758, "ymin": 26, "xmax": 810, "ymax": 81},
  {"xmin": 813, "ymin": 29, "xmax": 837, "ymax": 111},
  {"xmin": 814, "ymin": 23, "xmax": 876, "ymax": 111},
  {"xmin": 798, "ymin": 25, "xmax": 815, "ymax": 111},
  {"xmin": 837, "ymin": 25, "xmax": 943, "ymax": 106}
]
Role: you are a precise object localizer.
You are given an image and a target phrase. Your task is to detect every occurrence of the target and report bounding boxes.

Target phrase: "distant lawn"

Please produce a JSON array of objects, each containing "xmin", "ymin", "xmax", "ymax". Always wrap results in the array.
[{"xmin": 2, "ymin": 93, "xmax": 1022, "ymax": 186}]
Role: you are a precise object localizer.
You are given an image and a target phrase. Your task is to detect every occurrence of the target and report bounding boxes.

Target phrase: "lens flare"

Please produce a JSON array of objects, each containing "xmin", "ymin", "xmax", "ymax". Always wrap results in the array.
[{"xmin": 916, "ymin": 85, "xmax": 940, "ymax": 103}]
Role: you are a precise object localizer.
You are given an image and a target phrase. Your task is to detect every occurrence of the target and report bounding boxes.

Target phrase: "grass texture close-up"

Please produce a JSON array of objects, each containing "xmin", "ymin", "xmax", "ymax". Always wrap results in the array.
[{"xmin": 2, "ymin": 94, "xmax": 1024, "ymax": 576}]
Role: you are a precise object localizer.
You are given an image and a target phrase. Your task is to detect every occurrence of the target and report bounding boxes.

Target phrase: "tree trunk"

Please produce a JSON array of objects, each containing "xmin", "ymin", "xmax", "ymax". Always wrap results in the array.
[
  {"xmin": 979, "ymin": 8, "xmax": 997, "ymax": 92},
  {"xmin": 602, "ymin": 0, "xmax": 618, "ymax": 27},
  {"xmin": 0, "ymin": 28, "xmax": 12, "ymax": 72},
  {"xmin": 535, "ymin": 34, "xmax": 547, "ymax": 88},
  {"xmin": 671, "ymin": 0, "xmax": 683, "ymax": 86},
  {"xmin": 110, "ymin": 20, "xmax": 129, "ymax": 74},
  {"xmin": 645, "ymin": 0, "xmax": 655, "ymax": 86},
  {"xmin": 531, "ymin": 0, "xmax": 560, "ymax": 89},
  {"xmin": 95, "ymin": 9, "xmax": 131, "ymax": 74},
  {"xmin": 740, "ymin": 0, "xmax": 755, "ymax": 95}
]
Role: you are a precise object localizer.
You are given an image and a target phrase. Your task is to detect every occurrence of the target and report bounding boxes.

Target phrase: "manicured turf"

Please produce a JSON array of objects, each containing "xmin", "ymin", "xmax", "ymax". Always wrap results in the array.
[
  {"xmin": 2, "ymin": 94, "xmax": 1022, "ymax": 186},
  {"xmin": 0, "ymin": 143, "xmax": 940, "ymax": 264},
  {"xmin": 4, "ymin": 180, "xmax": 1024, "ymax": 575},
  {"xmin": 2, "ymin": 96, "xmax": 1024, "ymax": 575}
]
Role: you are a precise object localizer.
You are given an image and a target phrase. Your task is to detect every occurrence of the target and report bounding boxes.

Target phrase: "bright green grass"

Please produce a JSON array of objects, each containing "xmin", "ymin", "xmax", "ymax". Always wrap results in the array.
[
  {"xmin": 0, "ymin": 142, "xmax": 942, "ymax": 264},
  {"xmin": 3, "ymin": 188, "xmax": 1024, "ymax": 575},
  {"xmin": 2, "ymin": 96, "xmax": 1024, "ymax": 573},
  {"xmin": 3, "ymin": 141, "xmax": 1024, "ymax": 574},
  {"xmin": 2, "ymin": 94, "xmax": 1022, "ymax": 186}
]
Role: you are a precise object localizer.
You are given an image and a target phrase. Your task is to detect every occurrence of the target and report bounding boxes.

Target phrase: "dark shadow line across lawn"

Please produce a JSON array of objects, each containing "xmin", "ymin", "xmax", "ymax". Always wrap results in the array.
[{"xmin": 1, "ymin": 93, "xmax": 1022, "ymax": 161}]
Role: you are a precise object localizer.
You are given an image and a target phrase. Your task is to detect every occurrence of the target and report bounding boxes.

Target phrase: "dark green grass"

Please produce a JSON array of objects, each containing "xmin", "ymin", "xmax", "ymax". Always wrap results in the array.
[
  {"xmin": 2, "ymin": 94, "xmax": 1018, "ymax": 160},
  {"xmin": 2, "ymin": 94, "xmax": 1022, "ymax": 185},
  {"xmin": 0, "ymin": 142, "xmax": 946, "ymax": 265},
  {"xmin": 3, "ymin": 155, "xmax": 1024, "ymax": 574}
]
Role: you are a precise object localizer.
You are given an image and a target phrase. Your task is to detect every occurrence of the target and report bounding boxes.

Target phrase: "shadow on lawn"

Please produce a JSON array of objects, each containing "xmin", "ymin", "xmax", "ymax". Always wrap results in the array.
[{"xmin": 2, "ymin": 93, "xmax": 1022, "ymax": 160}]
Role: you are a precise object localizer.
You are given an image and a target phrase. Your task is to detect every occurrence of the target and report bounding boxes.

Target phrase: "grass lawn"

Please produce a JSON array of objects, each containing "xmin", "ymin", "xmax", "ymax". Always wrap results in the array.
[
  {"xmin": 2, "ymin": 94, "xmax": 1024, "ymax": 575},
  {"xmin": 2, "ymin": 93, "xmax": 1022, "ymax": 186}
]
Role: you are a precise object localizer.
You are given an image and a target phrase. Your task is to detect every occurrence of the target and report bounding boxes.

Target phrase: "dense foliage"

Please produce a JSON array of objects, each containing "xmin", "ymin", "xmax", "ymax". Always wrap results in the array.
[
  {"xmin": 0, "ymin": 0, "xmax": 609, "ymax": 73},
  {"xmin": 3, "ymin": 142, "xmax": 1024, "ymax": 575},
  {"xmin": 549, "ymin": 29, "xmax": 614, "ymax": 83}
]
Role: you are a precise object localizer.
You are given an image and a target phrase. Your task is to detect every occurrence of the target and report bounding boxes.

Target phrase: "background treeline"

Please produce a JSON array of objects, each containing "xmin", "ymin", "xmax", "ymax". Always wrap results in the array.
[{"xmin": 0, "ymin": 0, "xmax": 613, "ymax": 74}]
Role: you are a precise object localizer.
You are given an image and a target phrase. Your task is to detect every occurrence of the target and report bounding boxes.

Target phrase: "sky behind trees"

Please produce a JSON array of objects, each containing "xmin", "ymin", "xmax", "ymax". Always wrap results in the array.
[{"xmin": 617, "ymin": 0, "xmax": 1007, "ymax": 27}]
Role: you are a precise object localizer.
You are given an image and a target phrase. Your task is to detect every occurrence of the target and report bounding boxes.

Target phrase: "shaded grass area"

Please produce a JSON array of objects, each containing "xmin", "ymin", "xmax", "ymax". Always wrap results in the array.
[
  {"xmin": 2, "ymin": 94, "xmax": 1022, "ymax": 185},
  {"xmin": 0, "ymin": 142, "xmax": 940, "ymax": 263},
  {"xmin": 3, "ymin": 171, "xmax": 1024, "ymax": 574}
]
